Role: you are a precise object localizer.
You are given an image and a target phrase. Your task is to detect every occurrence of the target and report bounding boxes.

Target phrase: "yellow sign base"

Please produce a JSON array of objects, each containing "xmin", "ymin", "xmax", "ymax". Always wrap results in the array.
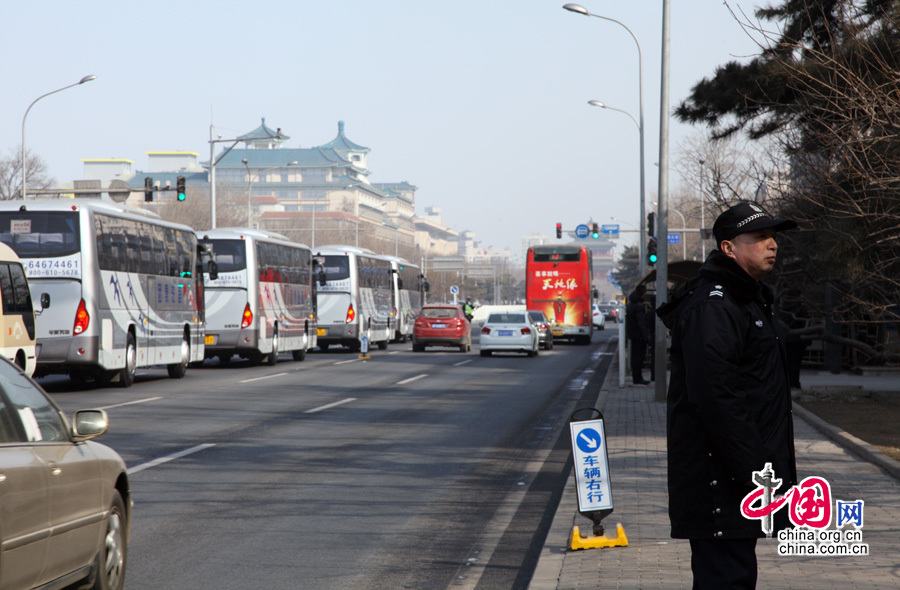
[
  {"xmin": 570, "ymin": 523, "xmax": 628, "ymax": 550},
  {"xmin": 358, "ymin": 354, "xmax": 371, "ymax": 360}
]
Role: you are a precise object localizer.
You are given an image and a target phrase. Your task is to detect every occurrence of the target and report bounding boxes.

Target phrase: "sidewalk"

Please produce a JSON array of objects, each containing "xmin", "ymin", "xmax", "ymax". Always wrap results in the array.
[{"xmin": 530, "ymin": 367, "xmax": 900, "ymax": 590}]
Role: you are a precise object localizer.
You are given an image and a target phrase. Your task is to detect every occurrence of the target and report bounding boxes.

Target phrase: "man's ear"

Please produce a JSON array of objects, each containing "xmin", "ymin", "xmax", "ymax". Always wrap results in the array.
[{"xmin": 720, "ymin": 239, "xmax": 736, "ymax": 259}]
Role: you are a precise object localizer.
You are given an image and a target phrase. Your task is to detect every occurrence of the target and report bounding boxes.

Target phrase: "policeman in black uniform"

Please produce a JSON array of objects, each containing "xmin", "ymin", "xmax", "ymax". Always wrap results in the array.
[{"xmin": 657, "ymin": 202, "xmax": 799, "ymax": 589}]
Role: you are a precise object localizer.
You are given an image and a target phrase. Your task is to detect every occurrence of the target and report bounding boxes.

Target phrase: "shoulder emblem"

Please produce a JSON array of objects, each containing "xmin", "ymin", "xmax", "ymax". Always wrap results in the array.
[
  {"xmin": 709, "ymin": 284, "xmax": 724, "ymax": 298},
  {"xmin": 755, "ymin": 319, "xmax": 764, "ymax": 328}
]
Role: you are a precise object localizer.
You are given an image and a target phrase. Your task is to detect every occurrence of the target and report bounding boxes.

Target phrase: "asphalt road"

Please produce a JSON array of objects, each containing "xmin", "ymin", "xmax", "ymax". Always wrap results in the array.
[{"xmin": 43, "ymin": 329, "xmax": 616, "ymax": 590}]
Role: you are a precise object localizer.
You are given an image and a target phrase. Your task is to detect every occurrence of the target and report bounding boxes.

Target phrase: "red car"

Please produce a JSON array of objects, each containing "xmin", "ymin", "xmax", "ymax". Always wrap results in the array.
[{"xmin": 412, "ymin": 304, "xmax": 472, "ymax": 352}]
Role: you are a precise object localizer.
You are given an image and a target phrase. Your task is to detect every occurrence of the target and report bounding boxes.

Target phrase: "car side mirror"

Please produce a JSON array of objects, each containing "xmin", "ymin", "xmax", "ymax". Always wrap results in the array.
[
  {"xmin": 72, "ymin": 409, "xmax": 110, "ymax": 441},
  {"xmin": 208, "ymin": 260, "xmax": 219, "ymax": 281}
]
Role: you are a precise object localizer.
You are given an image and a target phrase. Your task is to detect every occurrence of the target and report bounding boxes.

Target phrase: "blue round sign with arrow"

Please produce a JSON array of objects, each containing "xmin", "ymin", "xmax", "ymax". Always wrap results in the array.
[{"xmin": 576, "ymin": 427, "xmax": 602, "ymax": 454}]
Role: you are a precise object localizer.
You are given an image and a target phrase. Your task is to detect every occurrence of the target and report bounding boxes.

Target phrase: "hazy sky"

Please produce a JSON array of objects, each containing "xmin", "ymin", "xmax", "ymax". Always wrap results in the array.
[{"xmin": 3, "ymin": 1, "xmax": 763, "ymax": 258}]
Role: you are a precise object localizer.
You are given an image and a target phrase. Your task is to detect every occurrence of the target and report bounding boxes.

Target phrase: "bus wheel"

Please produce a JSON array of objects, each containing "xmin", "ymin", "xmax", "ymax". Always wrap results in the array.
[
  {"xmin": 167, "ymin": 332, "xmax": 190, "ymax": 379},
  {"xmin": 217, "ymin": 354, "xmax": 231, "ymax": 364},
  {"xmin": 292, "ymin": 348, "xmax": 307, "ymax": 362},
  {"xmin": 266, "ymin": 330, "xmax": 279, "ymax": 366},
  {"xmin": 117, "ymin": 333, "xmax": 136, "ymax": 388},
  {"xmin": 377, "ymin": 340, "xmax": 388, "ymax": 350}
]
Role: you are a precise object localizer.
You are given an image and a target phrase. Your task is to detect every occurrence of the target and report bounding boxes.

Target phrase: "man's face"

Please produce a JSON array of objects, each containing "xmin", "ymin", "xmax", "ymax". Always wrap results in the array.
[{"xmin": 722, "ymin": 228, "xmax": 778, "ymax": 280}]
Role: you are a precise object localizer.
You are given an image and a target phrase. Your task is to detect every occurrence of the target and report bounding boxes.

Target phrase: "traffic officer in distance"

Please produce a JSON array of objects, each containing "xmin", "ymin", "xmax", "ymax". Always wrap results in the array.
[{"xmin": 656, "ymin": 202, "xmax": 798, "ymax": 589}]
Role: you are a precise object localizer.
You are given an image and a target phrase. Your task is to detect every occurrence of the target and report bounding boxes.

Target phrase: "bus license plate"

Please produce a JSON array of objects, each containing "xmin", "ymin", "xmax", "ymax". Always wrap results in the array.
[
  {"xmin": 317, "ymin": 328, "xmax": 327, "ymax": 336},
  {"xmin": 205, "ymin": 335, "xmax": 216, "ymax": 345},
  {"xmin": 498, "ymin": 330, "xmax": 514, "ymax": 336},
  {"xmin": 552, "ymin": 328, "xmax": 564, "ymax": 337},
  {"xmin": 432, "ymin": 323, "xmax": 446, "ymax": 328}
]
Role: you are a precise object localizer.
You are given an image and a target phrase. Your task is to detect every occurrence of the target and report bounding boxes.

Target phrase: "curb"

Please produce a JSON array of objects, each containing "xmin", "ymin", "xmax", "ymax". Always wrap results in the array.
[{"xmin": 792, "ymin": 401, "xmax": 900, "ymax": 482}]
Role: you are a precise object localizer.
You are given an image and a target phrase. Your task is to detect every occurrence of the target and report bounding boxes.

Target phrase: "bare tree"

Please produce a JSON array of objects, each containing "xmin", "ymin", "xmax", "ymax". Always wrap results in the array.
[{"xmin": 0, "ymin": 147, "xmax": 54, "ymax": 200}]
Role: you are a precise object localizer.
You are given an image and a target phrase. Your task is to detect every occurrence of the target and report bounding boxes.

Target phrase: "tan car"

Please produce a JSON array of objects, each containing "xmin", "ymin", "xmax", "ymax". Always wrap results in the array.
[{"xmin": 0, "ymin": 358, "xmax": 130, "ymax": 590}]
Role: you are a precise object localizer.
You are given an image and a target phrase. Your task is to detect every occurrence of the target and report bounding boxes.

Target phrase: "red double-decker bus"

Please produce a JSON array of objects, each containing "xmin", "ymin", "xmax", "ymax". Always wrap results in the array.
[{"xmin": 525, "ymin": 245, "xmax": 594, "ymax": 344}]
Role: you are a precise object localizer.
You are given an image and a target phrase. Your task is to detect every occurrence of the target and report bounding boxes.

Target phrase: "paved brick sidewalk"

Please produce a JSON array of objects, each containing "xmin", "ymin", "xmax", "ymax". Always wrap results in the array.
[{"xmin": 530, "ymin": 372, "xmax": 900, "ymax": 590}]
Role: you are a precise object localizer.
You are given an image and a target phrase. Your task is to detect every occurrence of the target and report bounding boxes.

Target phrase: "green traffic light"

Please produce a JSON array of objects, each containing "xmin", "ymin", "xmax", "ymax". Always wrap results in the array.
[
  {"xmin": 649, "ymin": 254, "xmax": 658, "ymax": 263},
  {"xmin": 591, "ymin": 232, "xmax": 599, "ymax": 239},
  {"xmin": 177, "ymin": 192, "xmax": 186, "ymax": 201}
]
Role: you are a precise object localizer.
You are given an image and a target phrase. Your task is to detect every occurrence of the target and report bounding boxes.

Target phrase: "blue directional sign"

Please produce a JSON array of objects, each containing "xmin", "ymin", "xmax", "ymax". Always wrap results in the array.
[
  {"xmin": 668, "ymin": 233, "xmax": 681, "ymax": 244},
  {"xmin": 601, "ymin": 224, "xmax": 619, "ymax": 235},
  {"xmin": 574, "ymin": 224, "xmax": 590, "ymax": 239},
  {"xmin": 450, "ymin": 285, "xmax": 459, "ymax": 295},
  {"xmin": 570, "ymin": 419, "xmax": 613, "ymax": 512}
]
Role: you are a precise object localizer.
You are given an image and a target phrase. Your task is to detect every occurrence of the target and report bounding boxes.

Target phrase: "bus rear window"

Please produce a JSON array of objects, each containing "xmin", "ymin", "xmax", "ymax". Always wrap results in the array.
[
  {"xmin": 201, "ymin": 239, "xmax": 246, "ymax": 273},
  {"xmin": 0, "ymin": 212, "xmax": 80, "ymax": 258},
  {"xmin": 322, "ymin": 255, "xmax": 350, "ymax": 281}
]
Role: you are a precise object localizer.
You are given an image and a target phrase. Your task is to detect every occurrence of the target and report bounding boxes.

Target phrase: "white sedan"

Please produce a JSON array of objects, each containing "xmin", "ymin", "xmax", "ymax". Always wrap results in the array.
[{"xmin": 479, "ymin": 312, "xmax": 539, "ymax": 357}]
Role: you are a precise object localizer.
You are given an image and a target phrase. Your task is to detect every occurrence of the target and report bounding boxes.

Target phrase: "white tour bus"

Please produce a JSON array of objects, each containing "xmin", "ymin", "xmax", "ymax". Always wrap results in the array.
[
  {"xmin": 314, "ymin": 245, "xmax": 393, "ymax": 352},
  {"xmin": 0, "ymin": 243, "xmax": 37, "ymax": 376},
  {"xmin": 0, "ymin": 199, "xmax": 206, "ymax": 386},
  {"xmin": 382, "ymin": 255, "xmax": 427, "ymax": 342},
  {"xmin": 199, "ymin": 228, "xmax": 318, "ymax": 365}
]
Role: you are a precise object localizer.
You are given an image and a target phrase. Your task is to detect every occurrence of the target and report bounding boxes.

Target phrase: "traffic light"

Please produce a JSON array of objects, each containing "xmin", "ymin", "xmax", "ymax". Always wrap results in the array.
[
  {"xmin": 648, "ymin": 212, "xmax": 656, "ymax": 238},
  {"xmin": 144, "ymin": 177, "xmax": 153, "ymax": 202},
  {"xmin": 647, "ymin": 237, "xmax": 658, "ymax": 265},
  {"xmin": 176, "ymin": 176, "xmax": 186, "ymax": 201},
  {"xmin": 591, "ymin": 223, "xmax": 600, "ymax": 239},
  {"xmin": 556, "ymin": 223, "xmax": 562, "ymax": 239}
]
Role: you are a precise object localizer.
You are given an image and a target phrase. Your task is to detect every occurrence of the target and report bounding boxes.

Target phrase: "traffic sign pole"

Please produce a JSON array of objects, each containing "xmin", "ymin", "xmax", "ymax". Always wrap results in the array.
[{"xmin": 568, "ymin": 408, "xmax": 628, "ymax": 550}]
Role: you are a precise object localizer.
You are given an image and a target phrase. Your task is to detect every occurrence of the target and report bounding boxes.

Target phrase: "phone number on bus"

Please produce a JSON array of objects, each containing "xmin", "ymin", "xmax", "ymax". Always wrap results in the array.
[{"xmin": 23, "ymin": 256, "xmax": 82, "ymax": 279}]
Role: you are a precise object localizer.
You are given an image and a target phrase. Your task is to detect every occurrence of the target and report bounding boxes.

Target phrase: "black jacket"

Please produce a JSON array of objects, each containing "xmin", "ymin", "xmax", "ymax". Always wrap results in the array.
[
  {"xmin": 656, "ymin": 250, "xmax": 797, "ymax": 539},
  {"xmin": 626, "ymin": 293, "xmax": 651, "ymax": 342}
]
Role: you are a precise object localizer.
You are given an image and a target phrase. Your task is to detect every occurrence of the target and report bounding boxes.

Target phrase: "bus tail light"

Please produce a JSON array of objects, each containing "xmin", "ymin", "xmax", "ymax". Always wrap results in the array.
[
  {"xmin": 73, "ymin": 299, "xmax": 90, "ymax": 335},
  {"xmin": 241, "ymin": 303, "xmax": 253, "ymax": 329},
  {"xmin": 345, "ymin": 303, "xmax": 355, "ymax": 324}
]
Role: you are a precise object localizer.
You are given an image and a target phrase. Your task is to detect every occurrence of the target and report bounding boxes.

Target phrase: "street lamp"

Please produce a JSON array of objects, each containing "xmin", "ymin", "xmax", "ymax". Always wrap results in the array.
[
  {"xmin": 565, "ymin": 4, "xmax": 646, "ymax": 276},
  {"xmin": 243, "ymin": 160, "xmax": 297, "ymax": 228},
  {"xmin": 21, "ymin": 75, "xmax": 96, "ymax": 199}
]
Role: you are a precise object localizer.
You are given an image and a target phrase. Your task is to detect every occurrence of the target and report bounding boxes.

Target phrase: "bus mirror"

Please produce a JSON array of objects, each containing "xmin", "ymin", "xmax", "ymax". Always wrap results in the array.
[
  {"xmin": 397, "ymin": 278, "xmax": 404, "ymax": 290},
  {"xmin": 208, "ymin": 260, "xmax": 219, "ymax": 281},
  {"xmin": 40, "ymin": 293, "xmax": 50, "ymax": 309},
  {"xmin": 423, "ymin": 281, "xmax": 430, "ymax": 293},
  {"xmin": 592, "ymin": 289, "xmax": 599, "ymax": 299},
  {"xmin": 318, "ymin": 270, "xmax": 327, "ymax": 287}
]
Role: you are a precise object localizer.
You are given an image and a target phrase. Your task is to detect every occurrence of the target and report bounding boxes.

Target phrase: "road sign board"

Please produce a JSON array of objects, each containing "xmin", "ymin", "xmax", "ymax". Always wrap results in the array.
[
  {"xmin": 575, "ymin": 224, "xmax": 590, "ymax": 239},
  {"xmin": 668, "ymin": 233, "xmax": 681, "ymax": 244},
  {"xmin": 570, "ymin": 419, "xmax": 613, "ymax": 512},
  {"xmin": 601, "ymin": 224, "xmax": 619, "ymax": 235},
  {"xmin": 450, "ymin": 285, "xmax": 459, "ymax": 295}
]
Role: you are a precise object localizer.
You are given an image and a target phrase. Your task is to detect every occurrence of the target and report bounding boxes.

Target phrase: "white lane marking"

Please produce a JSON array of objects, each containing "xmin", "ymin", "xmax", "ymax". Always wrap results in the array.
[
  {"xmin": 334, "ymin": 359, "xmax": 358, "ymax": 365},
  {"xmin": 397, "ymin": 374, "xmax": 428, "ymax": 385},
  {"xmin": 127, "ymin": 443, "xmax": 216, "ymax": 475},
  {"xmin": 388, "ymin": 351, "xmax": 400, "ymax": 355},
  {"xmin": 239, "ymin": 372, "xmax": 288, "ymax": 383},
  {"xmin": 99, "ymin": 397, "xmax": 161, "ymax": 410},
  {"xmin": 454, "ymin": 359, "xmax": 473, "ymax": 367},
  {"xmin": 304, "ymin": 397, "xmax": 357, "ymax": 414}
]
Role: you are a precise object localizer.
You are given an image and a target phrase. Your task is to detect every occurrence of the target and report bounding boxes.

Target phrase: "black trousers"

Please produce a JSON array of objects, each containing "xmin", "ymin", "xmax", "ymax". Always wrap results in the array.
[
  {"xmin": 689, "ymin": 538, "xmax": 758, "ymax": 589},
  {"xmin": 630, "ymin": 338, "xmax": 647, "ymax": 382}
]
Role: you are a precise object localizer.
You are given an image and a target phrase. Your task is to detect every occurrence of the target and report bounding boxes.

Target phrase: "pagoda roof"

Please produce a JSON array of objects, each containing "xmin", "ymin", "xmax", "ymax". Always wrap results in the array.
[
  {"xmin": 319, "ymin": 121, "xmax": 369, "ymax": 153},
  {"xmin": 238, "ymin": 118, "xmax": 289, "ymax": 142}
]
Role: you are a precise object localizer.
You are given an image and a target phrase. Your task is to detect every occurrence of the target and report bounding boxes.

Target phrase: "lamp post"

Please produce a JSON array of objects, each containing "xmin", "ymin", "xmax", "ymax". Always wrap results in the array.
[
  {"xmin": 243, "ymin": 160, "xmax": 297, "ymax": 228},
  {"xmin": 21, "ymin": 75, "xmax": 96, "ymax": 200},
  {"xmin": 589, "ymin": 98, "xmax": 646, "ymax": 275},
  {"xmin": 565, "ymin": 4, "xmax": 646, "ymax": 277}
]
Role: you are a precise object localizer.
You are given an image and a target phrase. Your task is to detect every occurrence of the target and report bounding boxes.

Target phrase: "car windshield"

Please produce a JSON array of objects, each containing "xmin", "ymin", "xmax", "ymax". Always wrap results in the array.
[
  {"xmin": 488, "ymin": 313, "xmax": 526, "ymax": 324},
  {"xmin": 421, "ymin": 308, "xmax": 457, "ymax": 318}
]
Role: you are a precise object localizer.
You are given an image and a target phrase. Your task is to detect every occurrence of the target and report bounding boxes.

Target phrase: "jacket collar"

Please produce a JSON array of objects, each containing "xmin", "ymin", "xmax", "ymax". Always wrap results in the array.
[{"xmin": 699, "ymin": 250, "xmax": 773, "ymax": 305}]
